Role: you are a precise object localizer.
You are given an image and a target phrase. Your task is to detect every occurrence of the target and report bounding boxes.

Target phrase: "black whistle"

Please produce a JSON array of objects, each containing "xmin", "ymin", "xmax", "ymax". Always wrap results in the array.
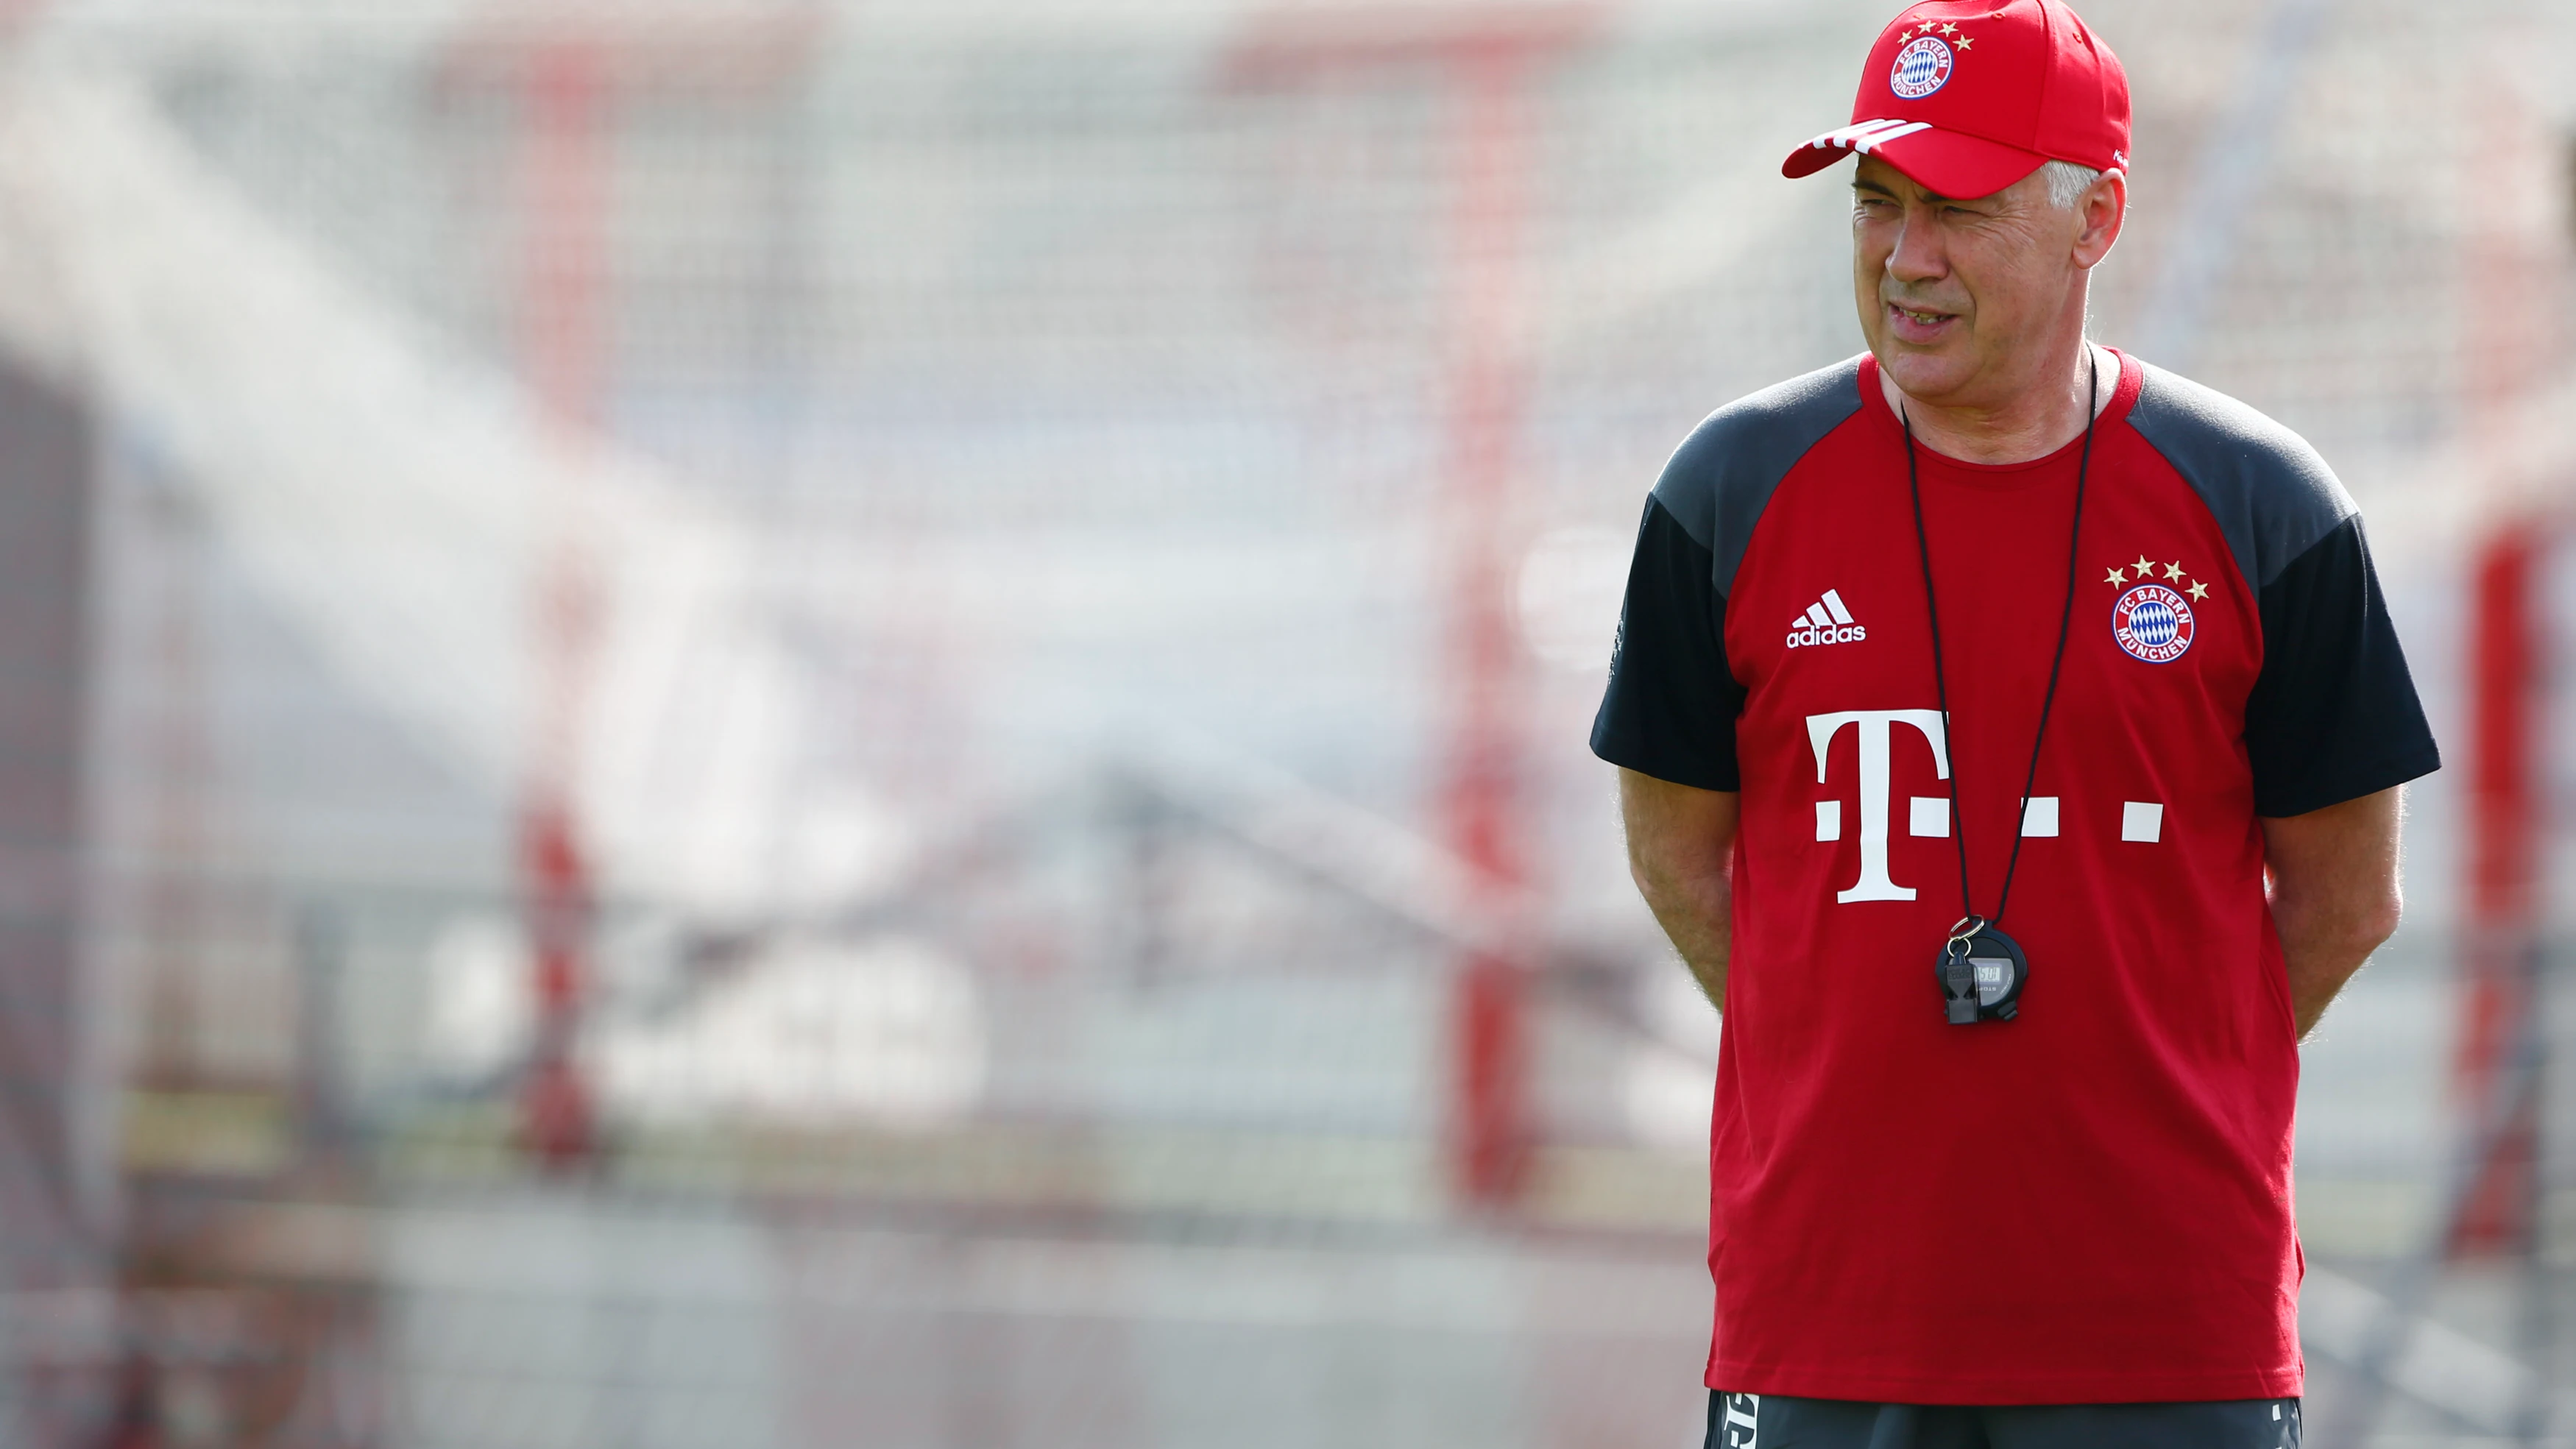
[{"xmin": 1942, "ymin": 949, "xmax": 1979, "ymax": 1024}]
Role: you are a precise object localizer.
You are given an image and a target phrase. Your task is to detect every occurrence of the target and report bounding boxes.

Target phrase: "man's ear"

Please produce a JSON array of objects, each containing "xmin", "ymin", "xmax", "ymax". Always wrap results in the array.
[{"xmin": 2075, "ymin": 169, "xmax": 2126, "ymax": 269}]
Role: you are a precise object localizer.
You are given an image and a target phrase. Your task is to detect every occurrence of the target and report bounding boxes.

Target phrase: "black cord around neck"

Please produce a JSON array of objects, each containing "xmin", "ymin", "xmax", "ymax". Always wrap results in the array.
[{"xmin": 1900, "ymin": 348, "xmax": 2098, "ymax": 933}]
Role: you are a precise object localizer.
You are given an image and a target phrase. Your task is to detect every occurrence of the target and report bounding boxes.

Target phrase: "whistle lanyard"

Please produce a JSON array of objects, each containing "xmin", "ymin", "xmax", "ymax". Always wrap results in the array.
[{"xmin": 1900, "ymin": 350, "xmax": 2097, "ymax": 942}]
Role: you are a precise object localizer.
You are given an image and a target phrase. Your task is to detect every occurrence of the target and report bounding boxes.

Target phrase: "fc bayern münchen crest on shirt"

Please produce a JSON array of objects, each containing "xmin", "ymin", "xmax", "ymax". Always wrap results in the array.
[
  {"xmin": 2112, "ymin": 582, "xmax": 2195, "ymax": 663},
  {"xmin": 1889, "ymin": 35, "xmax": 1955, "ymax": 99}
]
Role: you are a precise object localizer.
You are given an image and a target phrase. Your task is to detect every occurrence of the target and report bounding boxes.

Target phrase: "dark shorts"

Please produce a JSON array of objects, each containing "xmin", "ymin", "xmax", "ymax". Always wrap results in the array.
[{"xmin": 1705, "ymin": 1391, "xmax": 2300, "ymax": 1448}]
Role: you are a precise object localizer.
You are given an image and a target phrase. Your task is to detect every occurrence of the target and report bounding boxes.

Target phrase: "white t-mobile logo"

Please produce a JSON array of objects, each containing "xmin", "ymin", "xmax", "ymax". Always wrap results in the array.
[{"xmin": 1808, "ymin": 709, "xmax": 1948, "ymax": 904}]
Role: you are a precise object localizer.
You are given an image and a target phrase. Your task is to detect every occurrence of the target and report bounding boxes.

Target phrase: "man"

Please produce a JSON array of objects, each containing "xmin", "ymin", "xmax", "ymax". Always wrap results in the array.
[{"xmin": 1589, "ymin": 2, "xmax": 2438, "ymax": 1445}]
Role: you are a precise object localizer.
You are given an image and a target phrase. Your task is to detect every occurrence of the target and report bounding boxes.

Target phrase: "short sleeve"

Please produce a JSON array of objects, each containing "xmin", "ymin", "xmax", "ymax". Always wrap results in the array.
[
  {"xmin": 2243, "ymin": 514, "xmax": 2440, "ymax": 817},
  {"xmin": 1589, "ymin": 495, "xmax": 1744, "ymax": 791}
]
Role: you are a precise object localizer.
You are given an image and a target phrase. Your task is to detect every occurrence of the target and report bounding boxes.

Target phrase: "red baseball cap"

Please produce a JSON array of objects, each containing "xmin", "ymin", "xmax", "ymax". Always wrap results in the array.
[{"xmin": 1782, "ymin": 0, "xmax": 2130, "ymax": 199}]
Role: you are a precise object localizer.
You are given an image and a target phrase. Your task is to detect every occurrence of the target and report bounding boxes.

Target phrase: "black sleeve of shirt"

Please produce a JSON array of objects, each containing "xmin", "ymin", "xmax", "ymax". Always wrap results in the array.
[
  {"xmin": 1589, "ymin": 495, "xmax": 1744, "ymax": 792},
  {"xmin": 2243, "ymin": 514, "xmax": 2441, "ymax": 817}
]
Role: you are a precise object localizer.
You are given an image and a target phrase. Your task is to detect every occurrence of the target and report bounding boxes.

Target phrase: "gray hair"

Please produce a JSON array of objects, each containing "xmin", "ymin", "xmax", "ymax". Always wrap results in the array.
[{"xmin": 2039, "ymin": 159, "xmax": 2104, "ymax": 209}]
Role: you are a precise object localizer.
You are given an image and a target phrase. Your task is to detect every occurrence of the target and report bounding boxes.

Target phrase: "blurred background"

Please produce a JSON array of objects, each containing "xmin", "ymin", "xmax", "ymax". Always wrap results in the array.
[{"xmin": 0, "ymin": 0, "xmax": 2561, "ymax": 1443}]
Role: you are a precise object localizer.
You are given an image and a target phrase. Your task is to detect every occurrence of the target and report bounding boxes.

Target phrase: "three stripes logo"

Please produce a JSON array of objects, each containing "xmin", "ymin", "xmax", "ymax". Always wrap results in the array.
[
  {"xmin": 1802, "ymin": 116, "xmax": 1932, "ymax": 159},
  {"xmin": 1786, "ymin": 589, "xmax": 1866, "ymax": 649}
]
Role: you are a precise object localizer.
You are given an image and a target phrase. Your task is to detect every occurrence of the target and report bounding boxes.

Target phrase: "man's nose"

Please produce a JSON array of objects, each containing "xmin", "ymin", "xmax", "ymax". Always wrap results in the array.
[{"xmin": 1885, "ymin": 210, "xmax": 1946, "ymax": 286}]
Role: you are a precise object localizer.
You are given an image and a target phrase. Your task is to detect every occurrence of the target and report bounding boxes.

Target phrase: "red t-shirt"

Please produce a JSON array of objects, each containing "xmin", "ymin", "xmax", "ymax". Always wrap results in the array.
[{"xmin": 1592, "ymin": 350, "xmax": 2438, "ymax": 1404}]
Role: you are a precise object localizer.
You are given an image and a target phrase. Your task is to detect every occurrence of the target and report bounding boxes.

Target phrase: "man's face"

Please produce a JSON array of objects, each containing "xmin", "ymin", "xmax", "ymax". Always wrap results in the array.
[{"xmin": 1850, "ymin": 155, "xmax": 2096, "ymax": 408}]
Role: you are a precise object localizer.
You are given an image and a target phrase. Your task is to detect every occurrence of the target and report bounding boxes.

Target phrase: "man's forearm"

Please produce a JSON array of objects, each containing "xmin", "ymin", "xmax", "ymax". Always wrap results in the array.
[
  {"xmin": 1618, "ymin": 771, "xmax": 1741, "ymax": 1011},
  {"xmin": 2262, "ymin": 787, "xmax": 2405, "ymax": 1040},
  {"xmin": 1640, "ymin": 862, "xmax": 1733, "ymax": 1009}
]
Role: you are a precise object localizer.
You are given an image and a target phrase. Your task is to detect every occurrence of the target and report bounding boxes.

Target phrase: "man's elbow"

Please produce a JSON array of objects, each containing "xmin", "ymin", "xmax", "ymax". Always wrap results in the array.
[
  {"xmin": 2357, "ymin": 891, "xmax": 2403, "ymax": 956},
  {"xmin": 2327, "ymin": 890, "xmax": 2404, "ymax": 966}
]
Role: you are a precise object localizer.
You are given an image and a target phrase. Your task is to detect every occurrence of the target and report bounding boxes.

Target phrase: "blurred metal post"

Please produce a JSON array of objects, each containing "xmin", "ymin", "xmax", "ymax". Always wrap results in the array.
[
  {"xmin": 2458, "ymin": 529, "xmax": 2556, "ymax": 1447},
  {"xmin": 2443, "ymin": 80, "xmax": 2568, "ymax": 1446},
  {"xmin": 1219, "ymin": 6, "xmax": 1596, "ymax": 1210},
  {"xmin": 517, "ymin": 38, "xmax": 609, "ymax": 1174},
  {"xmin": 442, "ymin": 7, "xmax": 824, "ymax": 1174},
  {"xmin": 2446, "ymin": 91, "xmax": 2567, "ymax": 1269},
  {"xmin": 1440, "ymin": 33, "xmax": 1541, "ymax": 1213},
  {"xmin": 2452, "ymin": 534, "xmax": 2544, "ymax": 1258}
]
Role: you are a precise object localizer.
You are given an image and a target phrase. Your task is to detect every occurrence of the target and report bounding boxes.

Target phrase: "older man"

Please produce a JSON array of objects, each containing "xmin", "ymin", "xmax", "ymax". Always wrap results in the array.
[{"xmin": 1590, "ymin": 1, "xmax": 2437, "ymax": 1444}]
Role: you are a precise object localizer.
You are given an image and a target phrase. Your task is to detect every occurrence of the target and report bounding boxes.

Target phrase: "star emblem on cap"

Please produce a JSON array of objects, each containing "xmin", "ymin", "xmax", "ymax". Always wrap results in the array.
[
  {"xmin": 2162, "ymin": 561, "xmax": 2184, "ymax": 581},
  {"xmin": 1940, "ymin": 22, "xmax": 1958, "ymax": 35},
  {"xmin": 1954, "ymin": 35, "xmax": 1972, "ymax": 49},
  {"xmin": 2187, "ymin": 580, "xmax": 2209, "ymax": 602},
  {"xmin": 2103, "ymin": 567, "xmax": 2126, "ymax": 585}
]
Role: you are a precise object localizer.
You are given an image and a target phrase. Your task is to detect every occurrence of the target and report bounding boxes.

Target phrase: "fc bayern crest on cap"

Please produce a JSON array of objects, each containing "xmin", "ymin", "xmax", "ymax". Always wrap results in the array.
[
  {"xmin": 2112, "ymin": 584, "xmax": 2195, "ymax": 664},
  {"xmin": 1889, "ymin": 35, "xmax": 1955, "ymax": 99}
]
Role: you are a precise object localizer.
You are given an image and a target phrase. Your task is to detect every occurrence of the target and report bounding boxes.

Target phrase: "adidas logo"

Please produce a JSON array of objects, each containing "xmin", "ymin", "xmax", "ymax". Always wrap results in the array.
[{"xmin": 1786, "ymin": 589, "xmax": 1866, "ymax": 649}]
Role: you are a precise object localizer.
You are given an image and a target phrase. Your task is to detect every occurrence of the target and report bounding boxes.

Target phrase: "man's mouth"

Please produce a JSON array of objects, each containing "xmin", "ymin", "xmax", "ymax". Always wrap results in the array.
[{"xmin": 1886, "ymin": 301, "xmax": 1959, "ymax": 339}]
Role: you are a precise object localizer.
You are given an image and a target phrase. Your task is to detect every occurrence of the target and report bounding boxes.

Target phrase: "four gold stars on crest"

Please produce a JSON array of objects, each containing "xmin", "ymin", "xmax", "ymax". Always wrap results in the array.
[
  {"xmin": 1894, "ymin": 21, "xmax": 1971, "ymax": 46},
  {"xmin": 2103, "ymin": 555, "xmax": 2212, "ymax": 603}
]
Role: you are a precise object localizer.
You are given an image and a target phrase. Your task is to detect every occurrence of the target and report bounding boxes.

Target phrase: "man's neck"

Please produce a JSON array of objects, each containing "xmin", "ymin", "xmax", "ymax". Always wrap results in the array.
[{"xmin": 1880, "ymin": 341, "xmax": 2112, "ymax": 465}]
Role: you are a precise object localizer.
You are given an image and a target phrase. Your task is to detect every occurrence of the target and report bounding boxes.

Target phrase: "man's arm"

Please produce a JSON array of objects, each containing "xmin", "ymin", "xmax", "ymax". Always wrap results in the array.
[
  {"xmin": 2260, "ymin": 784, "xmax": 2405, "ymax": 1041},
  {"xmin": 1618, "ymin": 768, "xmax": 1741, "ymax": 1010}
]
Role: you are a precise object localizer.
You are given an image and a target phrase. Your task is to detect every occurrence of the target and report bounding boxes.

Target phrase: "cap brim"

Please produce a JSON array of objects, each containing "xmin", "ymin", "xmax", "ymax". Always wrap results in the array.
[{"xmin": 1782, "ymin": 122, "xmax": 2049, "ymax": 200}]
